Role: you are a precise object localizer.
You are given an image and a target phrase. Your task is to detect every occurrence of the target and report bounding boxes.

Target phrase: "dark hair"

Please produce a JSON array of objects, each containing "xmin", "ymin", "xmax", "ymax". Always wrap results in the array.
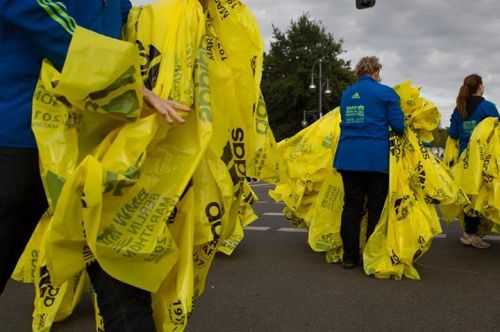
[{"xmin": 456, "ymin": 74, "xmax": 483, "ymax": 119}]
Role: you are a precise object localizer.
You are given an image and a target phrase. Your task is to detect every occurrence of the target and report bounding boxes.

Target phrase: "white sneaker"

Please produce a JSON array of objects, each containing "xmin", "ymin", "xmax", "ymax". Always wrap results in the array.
[{"xmin": 460, "ymin": 233, "xmax": 491, "ymax": 249}]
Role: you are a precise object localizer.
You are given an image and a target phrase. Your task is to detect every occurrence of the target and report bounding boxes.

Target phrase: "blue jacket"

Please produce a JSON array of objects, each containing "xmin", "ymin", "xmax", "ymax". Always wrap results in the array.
[
  {"xmin": 448, "ymin": 97, "xmax": 499, "ymax": 153},
  {"xmin": 0, "ymin": 0, "xmax": 132, "ymax": 149},
  {"xmin": 334, "ymin": 75, "xmax": 405, "ymax": 173}
]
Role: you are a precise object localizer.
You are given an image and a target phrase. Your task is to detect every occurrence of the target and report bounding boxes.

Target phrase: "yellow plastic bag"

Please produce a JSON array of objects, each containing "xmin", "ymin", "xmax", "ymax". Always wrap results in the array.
[
  {"xmin": 12, "ymin": 218, "xmax": 47, "ymax": 284},
  {"xmin": 13, "ymin": 217, "xmax": 89, "ymax": 332},
  {"xmin": 363, "ymin": 130, "xmax": 449, "ymax": 280},
  {"xmin": 269, "ymin": 110, "xmax": 342, "ymax": 225},
  {"xmin": 394, "ymin": 81, "xmax": 440, "ymax": 143},
  {"xmin": 152, "ymin": 189, "xmax": 195, "ymax": 331},
  {"xmin": 444, "ymin": 118, "xmax": 500, "ymax": 228},
  {"xmin": 202, "ymin": 0, "xmax": 272, "ymax": 256},
  {"xmin": 20, "ymin": 216, "xmax": 87, "ymax": 332},
  {"xmin": 205, "ymin": 0, "xmax": 280, "ymax": 183},
  {"xmin": 41, "ymin": 0, "xmax": 210, "ymax": 292},
  {"xmin": 443, "ymin": 137, "xmax": 459, "ymax": 169},
  {"xmin": 252, "ymin": 95, "xmax": 280, "ymax": 182},
  {"xmin": 29, "ymin": 4, "xmax": 208, "ymax": 330}
]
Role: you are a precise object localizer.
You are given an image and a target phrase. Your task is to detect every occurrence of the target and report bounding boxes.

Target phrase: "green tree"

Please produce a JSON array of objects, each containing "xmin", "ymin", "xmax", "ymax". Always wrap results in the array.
[{"xmin": 262, "ymin": 14, "xmax": 356, "ymax": 140}]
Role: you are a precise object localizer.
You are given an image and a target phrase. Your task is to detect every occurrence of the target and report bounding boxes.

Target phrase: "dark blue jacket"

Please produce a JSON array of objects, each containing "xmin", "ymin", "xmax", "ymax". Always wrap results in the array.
[
  {"xmin": 334, "ymin": 75, "xmax": 405, "ymax": 173},
  {"xmin": 0, "ymin": 0, "xmax": 132, "ymax": 149},
  {"xmin": 448, "ymin": 97, "xmax": 499, "ymax": 153}
]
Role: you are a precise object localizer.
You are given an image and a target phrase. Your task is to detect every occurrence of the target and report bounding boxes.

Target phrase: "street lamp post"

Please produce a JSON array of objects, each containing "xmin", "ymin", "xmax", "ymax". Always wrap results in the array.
[
  {"xmin": 309, "ymin": 58, "xmax": 332, "ymax": 118},
  {"xmin": 302, "ymin": 110, "xmax": 319, "ymax": 127}
]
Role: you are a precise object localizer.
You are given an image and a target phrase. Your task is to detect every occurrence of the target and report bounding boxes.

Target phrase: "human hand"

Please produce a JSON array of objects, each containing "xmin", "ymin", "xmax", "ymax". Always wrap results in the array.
[{"xmin": 143, "ymin": 88, "xmax": 191, "ymax": 124}]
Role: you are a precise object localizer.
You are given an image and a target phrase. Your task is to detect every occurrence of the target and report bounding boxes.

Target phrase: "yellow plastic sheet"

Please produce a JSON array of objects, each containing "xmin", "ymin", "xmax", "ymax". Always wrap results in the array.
[
  {"xmin": 270, "ymin": 110, "xmax": 344, "ymax": 256},
  {"xmin": 442, "ymin": 137, "xmax": 459, "ymax": 169},
  {"xmin": 14, "ymin": 216, "xmax": 87, "ymax": 332},
  {"xmin": 443, "ymin": 118, "xmax": 500, "ymax": 229},
  {"xmin": 42, "ymin": 12, "xmax": 209, "ymax": 292},
  {"xmin": 364, "ymin": 128, "xmax": 465, "ymax": 279}
]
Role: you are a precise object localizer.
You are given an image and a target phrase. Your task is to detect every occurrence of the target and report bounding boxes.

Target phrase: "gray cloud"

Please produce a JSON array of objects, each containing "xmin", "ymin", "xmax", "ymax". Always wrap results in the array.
[{"xmin": 132, "ymin": 0, "xmax": 500, "ymax": 125}]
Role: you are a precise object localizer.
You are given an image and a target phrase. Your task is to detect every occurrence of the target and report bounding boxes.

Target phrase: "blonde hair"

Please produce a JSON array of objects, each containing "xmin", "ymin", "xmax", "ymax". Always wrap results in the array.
[{"xmin": 355, "ymin": 56, "xmax": 382, "ymax": 78}]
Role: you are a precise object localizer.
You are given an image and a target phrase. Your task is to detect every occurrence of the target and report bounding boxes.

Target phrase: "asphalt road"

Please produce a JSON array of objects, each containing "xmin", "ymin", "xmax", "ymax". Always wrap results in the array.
[{"xmin": 2, "ymin": 183, "xmax": 500, "ymax": 332}]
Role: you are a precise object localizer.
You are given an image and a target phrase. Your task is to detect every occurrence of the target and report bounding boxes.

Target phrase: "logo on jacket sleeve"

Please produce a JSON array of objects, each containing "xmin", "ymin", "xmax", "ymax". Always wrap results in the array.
[{"xmin": 463, "ymin": 120, "xmax": 477, "ymax": 135}]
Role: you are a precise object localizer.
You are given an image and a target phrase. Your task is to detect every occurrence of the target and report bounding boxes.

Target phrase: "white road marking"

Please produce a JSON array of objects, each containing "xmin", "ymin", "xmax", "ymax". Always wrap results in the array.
[
  {"xmin": 277, "ymin": 228, "xmax": 308, "ymax": 233},
  {"xmin": 483, "ymin": 235, "xmax": 500, "ymax": 242},
  {"xmin": 262, "ymin": 212, "xmax": 284, "ymax": 216},
  {"xmin": 243, "ymin": 226, "xmax": 500, "ymax": 244},
  {"xmin": 245, "ymin": 226, "xmax": 272, "ymax": 231}
]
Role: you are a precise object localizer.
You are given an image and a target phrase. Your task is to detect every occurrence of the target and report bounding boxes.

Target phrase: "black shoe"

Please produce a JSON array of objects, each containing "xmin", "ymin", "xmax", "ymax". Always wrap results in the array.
[{"xmin": 342, "ymin": 259, "xmax": 357, "ymax": 269}]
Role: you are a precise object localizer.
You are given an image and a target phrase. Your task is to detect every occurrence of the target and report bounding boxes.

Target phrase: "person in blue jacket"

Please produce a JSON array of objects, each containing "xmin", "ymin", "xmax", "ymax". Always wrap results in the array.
[
  {"xmin": 0, "ymin": 1, "xmax": 189, "ymax": 331},
  {"xmin": 334, "ymin": 56, "xmax": 405, "ymax": 269},
  {"xmin": 449, "ymin": 74, "xmax": 499, "ymax": 249}
]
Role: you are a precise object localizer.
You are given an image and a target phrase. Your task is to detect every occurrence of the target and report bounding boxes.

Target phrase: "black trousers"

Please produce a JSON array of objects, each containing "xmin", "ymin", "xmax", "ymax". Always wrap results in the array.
[
  {"xmin": 87, "ymin": 263, "xmax": 156, "ymax": 332},
  {"xmin": 0, "ymin": 148, "xmax": 47, "ymax": 294},
  {"xmin": 0, "ymin": 148, "xmax": 155, "ymax": 331},
  {"xmin": 464, "ymin": 214, "xmax": 480, "ymax": 235},
  {"xmin": 340, "ymin": 171, "xmax": 389, "ymax": 263}
]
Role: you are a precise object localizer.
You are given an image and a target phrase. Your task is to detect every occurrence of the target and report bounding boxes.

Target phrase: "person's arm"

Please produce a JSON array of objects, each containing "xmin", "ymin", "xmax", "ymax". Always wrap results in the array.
[
  {"xmin": 121, "ymin": 0, "xmax": 132, "ymax": 25},
  {"xmin": 0, "ymin": 0, "xmax": 75, "ymax": 70},
  {"xmin": 486, "ymin": 102, "xmax": 500, "ymax": 118},
  {"xmin": 0, "ymin": 0, "xmax": 190, "ymax": 124},
  {"xmin": 385, "ymin": 88, "xmax": 405, "ymax": 134},
  {"xmin": 448, "ymin": 110, "xmax": 460, "ymax": 139}
]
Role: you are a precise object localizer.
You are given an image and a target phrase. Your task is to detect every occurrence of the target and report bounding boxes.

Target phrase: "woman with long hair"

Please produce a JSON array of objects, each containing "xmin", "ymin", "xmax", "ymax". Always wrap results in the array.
[{"xmin": 449, "ymin": 74, "xmax": 499, "ymax": 249}]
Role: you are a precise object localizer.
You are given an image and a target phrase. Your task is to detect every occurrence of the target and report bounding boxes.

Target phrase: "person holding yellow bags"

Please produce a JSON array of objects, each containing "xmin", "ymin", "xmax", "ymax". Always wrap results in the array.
[
  {"xmin": 448, "ymin": 74, "xmax": 499, "ymax": 249},
  {"xmin": 334, "ymin": 56, "xmax": 405, "ymax": 269},
  {"xmin": 0, "ymin": 1, "xmax": 189, "ymax": 331}
]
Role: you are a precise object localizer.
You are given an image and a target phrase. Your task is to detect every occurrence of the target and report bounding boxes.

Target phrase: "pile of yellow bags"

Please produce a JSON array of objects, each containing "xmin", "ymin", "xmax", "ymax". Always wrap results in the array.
[
  {"xmin": 442, "ymin": 119, "xmax": 500, "ymax": 233},
  {"xmin": 12, "ymin": 0, "xmax": 276, "ymax": 331},
  {"xmin": 270, "ymin": 81, "xmax": 467, "ymax": 280}
]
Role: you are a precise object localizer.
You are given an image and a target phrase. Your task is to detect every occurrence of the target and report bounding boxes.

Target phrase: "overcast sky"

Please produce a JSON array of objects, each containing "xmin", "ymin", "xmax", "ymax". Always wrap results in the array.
[{"xmin": 131, "ymin": 0, "xmax": 500, "ymax": 125}]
